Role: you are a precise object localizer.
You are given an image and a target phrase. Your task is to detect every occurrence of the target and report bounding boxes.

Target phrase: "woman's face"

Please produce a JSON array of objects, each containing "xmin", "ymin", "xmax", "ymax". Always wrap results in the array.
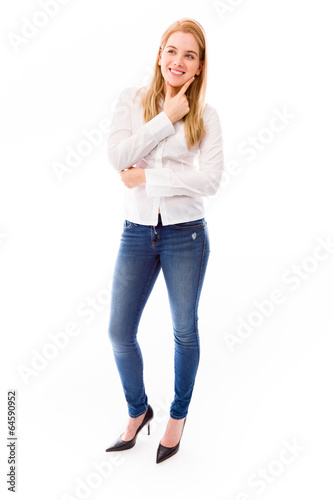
[{"xmin": 159, "ymin": 31, "xmax": 204, "ymax": 92}]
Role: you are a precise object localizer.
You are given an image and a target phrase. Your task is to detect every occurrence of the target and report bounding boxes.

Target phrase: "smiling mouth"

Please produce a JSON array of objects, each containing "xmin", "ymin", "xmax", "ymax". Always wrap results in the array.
[{"xmin": 169, "ymin": 68, "xmax": 185, "ymax": 75}]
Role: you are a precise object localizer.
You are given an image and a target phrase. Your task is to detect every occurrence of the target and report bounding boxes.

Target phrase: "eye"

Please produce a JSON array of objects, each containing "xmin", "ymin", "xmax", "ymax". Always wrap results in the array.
[{"xmin": 167, "ymin": 50, "xmax": 194, "ymax": 59}]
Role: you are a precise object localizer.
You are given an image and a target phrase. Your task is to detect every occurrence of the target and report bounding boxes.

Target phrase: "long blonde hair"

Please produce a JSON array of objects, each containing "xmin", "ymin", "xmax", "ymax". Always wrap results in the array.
[{"xmin": 134, "ymin": 18, "xmax": 208, "ymax": 151}]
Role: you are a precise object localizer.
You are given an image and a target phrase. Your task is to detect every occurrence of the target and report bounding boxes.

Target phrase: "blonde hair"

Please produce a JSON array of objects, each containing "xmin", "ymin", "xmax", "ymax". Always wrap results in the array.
[{"xmin": 134, "ymin": 18, "xmax": 208, "ymax": 150}]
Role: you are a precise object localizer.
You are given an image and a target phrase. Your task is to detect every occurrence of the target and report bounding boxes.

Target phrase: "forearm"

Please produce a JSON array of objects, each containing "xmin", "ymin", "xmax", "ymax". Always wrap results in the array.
[
  {"xmin": 108, "ymin": 112, "xmax": 175, "ymax": 171},
  {"xmin": 145, "ymin": 167, "xmax": 222, "ymax": 198}
]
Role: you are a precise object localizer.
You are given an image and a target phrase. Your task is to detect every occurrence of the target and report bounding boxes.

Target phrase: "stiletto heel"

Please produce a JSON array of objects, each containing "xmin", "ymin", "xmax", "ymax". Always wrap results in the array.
[
  {"xmin": 156, "ymin": 417, "xmax": 187, "ymax": 464},
  {"xmin": 105, "ymin": 405, "xmax": 154, "ymax": 452}
]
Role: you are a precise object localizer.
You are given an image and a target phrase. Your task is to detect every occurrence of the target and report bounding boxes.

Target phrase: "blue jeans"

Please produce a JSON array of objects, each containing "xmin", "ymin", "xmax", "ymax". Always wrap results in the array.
[{"xmin": 107, "ymin": 214, "xmax": 210, "ymax": 419}]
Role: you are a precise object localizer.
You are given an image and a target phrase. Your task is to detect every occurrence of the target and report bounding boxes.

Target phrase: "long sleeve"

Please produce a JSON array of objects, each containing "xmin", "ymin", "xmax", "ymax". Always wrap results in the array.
[
  {"xmin": 107, "ymin": 87, "xmax": 175, "ymax": 172},
  {"xmin": 145, "ymin": 105, "xmax": 223, "ymax": 198}
]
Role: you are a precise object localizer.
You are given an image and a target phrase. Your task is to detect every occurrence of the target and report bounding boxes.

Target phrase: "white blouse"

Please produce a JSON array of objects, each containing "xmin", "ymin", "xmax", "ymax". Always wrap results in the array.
[{"xmin": 107, "ymin": 86, "xmax": 223, "ymax": 226}]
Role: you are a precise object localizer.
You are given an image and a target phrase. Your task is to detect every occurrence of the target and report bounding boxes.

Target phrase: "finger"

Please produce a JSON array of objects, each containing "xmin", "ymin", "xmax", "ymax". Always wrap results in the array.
[
  {"xmin": 179, "ymin": 75, "xmax": 195, "ymax": 95},
  {"xmin": 165, "ymin": 80, "xmax": 172, "ymax": 98}
]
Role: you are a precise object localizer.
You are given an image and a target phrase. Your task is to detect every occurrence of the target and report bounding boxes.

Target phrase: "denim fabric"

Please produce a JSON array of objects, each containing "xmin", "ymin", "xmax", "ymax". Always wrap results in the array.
[{"xmin": 107, "ymin": 214, "xmax": 210, "ymax": 419}]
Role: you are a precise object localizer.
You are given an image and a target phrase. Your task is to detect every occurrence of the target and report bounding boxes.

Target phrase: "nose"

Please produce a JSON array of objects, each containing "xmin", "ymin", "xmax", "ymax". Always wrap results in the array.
[
  {"xmin": 172, "ymin": 54, "xmax": 185, "ymax": 66},
  {"xmin": 173, "ymin": 58, "xmax": 185, "ymax": 69}
]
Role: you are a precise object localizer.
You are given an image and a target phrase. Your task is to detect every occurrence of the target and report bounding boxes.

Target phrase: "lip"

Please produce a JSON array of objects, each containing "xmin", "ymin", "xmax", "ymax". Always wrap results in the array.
[{"xmin": 169, "ymin": 68, "xmax": 185, "ymax": 76}]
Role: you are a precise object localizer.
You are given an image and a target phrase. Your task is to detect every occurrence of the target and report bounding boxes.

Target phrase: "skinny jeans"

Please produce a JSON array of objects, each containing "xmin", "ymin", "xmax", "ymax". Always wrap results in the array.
[{"xmin": 107, "ymin": 214, "xmax": 210, "ymax": 419}]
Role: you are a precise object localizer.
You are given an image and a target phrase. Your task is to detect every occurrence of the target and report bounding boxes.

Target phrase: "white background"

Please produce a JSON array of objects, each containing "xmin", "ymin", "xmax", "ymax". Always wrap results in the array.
[{"xmin": 1, "ymin": 0, "xmax": 332, "ymax": 499}]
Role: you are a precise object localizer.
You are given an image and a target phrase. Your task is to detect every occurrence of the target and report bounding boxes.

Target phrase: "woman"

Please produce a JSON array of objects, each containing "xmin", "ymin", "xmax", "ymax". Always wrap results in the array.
[{"xmin": 105, "ymin": 18, "xmax": 223, "ymax": 464}]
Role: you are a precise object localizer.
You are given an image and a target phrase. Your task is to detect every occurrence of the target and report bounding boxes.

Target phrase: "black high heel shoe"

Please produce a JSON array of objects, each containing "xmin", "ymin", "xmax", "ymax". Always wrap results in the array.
[
  {"xmin": 105, "ymin": 405, "xmax": 153, "ymax": 452},
  {"xmin": 156, "ymin": 417, "xmax": 187, "ymax": 464}
]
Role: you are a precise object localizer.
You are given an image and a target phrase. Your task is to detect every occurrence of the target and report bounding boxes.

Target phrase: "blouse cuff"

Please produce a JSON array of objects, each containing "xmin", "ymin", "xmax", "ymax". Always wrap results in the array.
[{"xmin": 145, "ymin": 111, "xmax": 175, "ymax": 143}]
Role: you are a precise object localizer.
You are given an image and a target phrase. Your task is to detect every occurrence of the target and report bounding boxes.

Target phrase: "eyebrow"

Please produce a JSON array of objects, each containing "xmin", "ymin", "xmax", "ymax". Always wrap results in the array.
[{"xmin": 166, "ymin": 45, "xmax": 198, "ymax": 57}]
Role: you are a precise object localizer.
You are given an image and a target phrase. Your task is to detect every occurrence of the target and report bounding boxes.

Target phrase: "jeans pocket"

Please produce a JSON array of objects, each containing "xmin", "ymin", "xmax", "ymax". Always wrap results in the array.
[
  {"xmin": 171, "ymin": 218, "xmax": 205, "ymax": 230},
  {"xmin": 123, "ymin": 219, "xmax": 137, "ymax": 230}
]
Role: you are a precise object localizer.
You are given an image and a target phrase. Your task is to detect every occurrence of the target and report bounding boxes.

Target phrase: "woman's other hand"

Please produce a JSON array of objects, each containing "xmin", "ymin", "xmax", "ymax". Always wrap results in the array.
[{"xmin": 119, "ymin": 167, "xmax": 146, "ymax": 189}]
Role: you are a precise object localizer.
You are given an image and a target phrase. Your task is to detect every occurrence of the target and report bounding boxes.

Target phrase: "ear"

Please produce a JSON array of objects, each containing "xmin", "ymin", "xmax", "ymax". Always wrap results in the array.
[{"xmin": 196, "ymin": 61, "xmax": 204, "ymax": 76}]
